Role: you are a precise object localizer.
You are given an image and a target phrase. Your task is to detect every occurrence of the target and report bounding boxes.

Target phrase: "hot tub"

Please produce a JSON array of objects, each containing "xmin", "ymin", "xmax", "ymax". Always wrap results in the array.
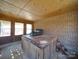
[{"xmin": 21, "ymin": 35, "xmax": 57, "ymax": 59}]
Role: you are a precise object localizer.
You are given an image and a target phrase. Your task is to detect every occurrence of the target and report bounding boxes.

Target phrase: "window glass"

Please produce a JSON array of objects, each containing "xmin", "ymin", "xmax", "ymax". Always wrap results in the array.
[
  {"xmin": 26, "ymin": 24, "xmax": 32, "ymax": 34},
  {"xmin": 15, "ymin": 22, "xmax": 24, "ymax": 35},
  {"xmin": 0, "ymin": 20, "xmax": 11, "ymax": 37}
]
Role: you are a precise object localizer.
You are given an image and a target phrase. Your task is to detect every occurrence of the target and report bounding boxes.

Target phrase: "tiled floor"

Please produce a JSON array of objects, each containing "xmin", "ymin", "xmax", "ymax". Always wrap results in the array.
[
  {"xmin": 0, "ymin": 41, "xmax": 29, "ymax": 59},
  {"xmin": 0, "ymin": 41, "xmax": 71, "ymax": 59}
]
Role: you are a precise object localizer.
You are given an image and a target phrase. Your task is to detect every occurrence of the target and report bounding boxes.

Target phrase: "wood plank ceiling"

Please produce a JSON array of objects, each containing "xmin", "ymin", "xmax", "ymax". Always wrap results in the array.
[{"xmin": 0, "ymin": 0, "xmax": 78, "ymax": 21}]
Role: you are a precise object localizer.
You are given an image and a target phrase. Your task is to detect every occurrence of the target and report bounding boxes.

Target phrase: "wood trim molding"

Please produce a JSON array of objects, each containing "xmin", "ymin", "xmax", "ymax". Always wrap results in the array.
[{"xmin": 0, "ymin": 12, "xmax": 34, "ymax": 23}]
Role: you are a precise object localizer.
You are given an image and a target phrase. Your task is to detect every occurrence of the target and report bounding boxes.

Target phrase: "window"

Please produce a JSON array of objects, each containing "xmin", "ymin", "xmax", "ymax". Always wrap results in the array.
[
  {"xmin": 15, "ymin": 22, "xmax": 24, "ymax": 35},
  {"xmin": 26, "ymin": 24, "xmax": 32, "ymax": 34},
  {"xmin": 0, "ymin": 20, "xmax": 11, "ymax": 37}
]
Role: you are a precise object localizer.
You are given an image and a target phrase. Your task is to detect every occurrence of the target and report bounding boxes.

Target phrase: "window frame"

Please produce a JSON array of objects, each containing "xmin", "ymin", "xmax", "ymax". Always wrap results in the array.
[
  {"xmin": 14, "ymin": 22, "xmax": 24, "ymax": 35},
  {"xmin": 0, "ymin": 20, "xmax": 11, "ymax": 37},
  {"xmin": 0, "ymin": 19, "xmax": 33, "ymax": 37},
  {"xmin": 26, "ymin": 24, "xmax": 32, "ymax": 35}
]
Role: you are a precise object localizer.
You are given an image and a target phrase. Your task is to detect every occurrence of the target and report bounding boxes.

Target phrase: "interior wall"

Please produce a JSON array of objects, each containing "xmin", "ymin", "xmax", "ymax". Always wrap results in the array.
[{"xmin": 34, "ymin": 11, "xmax": 78, "ymax": 50}]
